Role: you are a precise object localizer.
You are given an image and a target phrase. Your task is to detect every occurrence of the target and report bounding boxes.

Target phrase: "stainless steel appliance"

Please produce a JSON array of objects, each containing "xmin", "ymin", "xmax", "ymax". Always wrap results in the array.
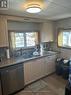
[{"xmin": 0, "ymin": 63, "xmax": 24, "ymax": 95}]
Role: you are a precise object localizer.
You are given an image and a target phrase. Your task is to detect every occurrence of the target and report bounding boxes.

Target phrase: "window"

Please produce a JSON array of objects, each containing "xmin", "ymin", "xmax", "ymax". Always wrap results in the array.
[
  {"xmin": 26, "ymin": 32, "xmax": 37, "ymax": 47},
  {"xmin": 58, "ymin": 29, "xmax": 71, "ymax": 48},
  {"xmin": 15, "ymin": 33, "xmax": 24, "ymax": 48},
  {"xmin": 9, "ymin": 31, "xmax": 39, "ymax": 49}
]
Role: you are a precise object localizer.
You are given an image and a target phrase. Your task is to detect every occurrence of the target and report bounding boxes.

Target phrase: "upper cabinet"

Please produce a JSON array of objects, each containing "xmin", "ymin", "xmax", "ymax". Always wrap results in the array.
[
  {"xmin": 40, "ymin": 22, "xmax": 54, "ymax": 42},
  {"xmin": 0, "ymin": 16, "xmax": 8, "ymax": 47}
]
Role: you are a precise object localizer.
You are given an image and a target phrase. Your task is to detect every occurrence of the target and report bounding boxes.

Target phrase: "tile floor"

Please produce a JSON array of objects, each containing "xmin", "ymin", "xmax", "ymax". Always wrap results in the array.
[{"xmin": 15, "ymin": 74, "xmax": 68, "ymax": 95}]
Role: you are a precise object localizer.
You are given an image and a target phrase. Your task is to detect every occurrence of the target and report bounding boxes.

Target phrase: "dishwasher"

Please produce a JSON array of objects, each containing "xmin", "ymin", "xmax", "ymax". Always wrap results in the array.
[{"xmin": 0, "ymin": 63, "xmax": 24, "ymax": 95}]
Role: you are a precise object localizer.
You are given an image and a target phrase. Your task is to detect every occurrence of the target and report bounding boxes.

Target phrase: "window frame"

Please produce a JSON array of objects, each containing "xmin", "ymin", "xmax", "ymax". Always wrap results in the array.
[
  {"xmin": 57, "ymin": 28, "xmax": 71, "ymax": 49},
  {"xmin": 8, "ymin": 30, "xmax": 40, "ymax": 50}
]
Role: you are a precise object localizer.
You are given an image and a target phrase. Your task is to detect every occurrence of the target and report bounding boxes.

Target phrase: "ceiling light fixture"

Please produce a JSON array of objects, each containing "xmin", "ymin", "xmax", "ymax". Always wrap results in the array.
[
  {"xmin": 26, "ymin": 4, "xmax": 41, "ymax": 13},
  {"xmin": 24, "ymin": 0, "xmax": 44, "ymax": 14}
]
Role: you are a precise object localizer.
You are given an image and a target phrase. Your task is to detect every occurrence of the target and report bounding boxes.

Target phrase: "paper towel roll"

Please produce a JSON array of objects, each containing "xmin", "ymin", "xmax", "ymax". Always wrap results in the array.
[{"xmin": 6, "ymin": 49, "xmax": 10, "ymax": 59}]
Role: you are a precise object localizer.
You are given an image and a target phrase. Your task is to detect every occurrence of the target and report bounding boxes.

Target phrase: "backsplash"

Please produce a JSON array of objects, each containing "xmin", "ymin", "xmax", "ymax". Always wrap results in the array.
[
  {"xmin": 0, "ymin": 47, "xmax": 7, "ymax": 61},
  {"xmin": 40, "ymin": 41, "xmax": 54, "ymax": 51},
  {"xmin": 0, "ymin": 42, "xmax": 55, "ymax": 60},
  {"xmin": 10, "ymin": 42, "xmax": 54, "ymax": 58},
  {"xmin": 10, "ymin": 47, "xmax": 37, "ymax": 58}
]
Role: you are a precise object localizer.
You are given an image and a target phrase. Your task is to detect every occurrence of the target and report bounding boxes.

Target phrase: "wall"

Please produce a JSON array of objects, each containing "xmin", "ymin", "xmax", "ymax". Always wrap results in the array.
[
  {"xmin": 8, "ymin": 21, "xmax": 41, "ymax": 32},
  {"xmin": 0, "ymin": 15, "xmax": 56, "ymax": 59},
  {"xmin": 7, "ymin": 20, "xmax": 41, "ymax": 57},
  {"xmin": 54, "ymin": 18, "xmax": 71, "ymax": 59}
]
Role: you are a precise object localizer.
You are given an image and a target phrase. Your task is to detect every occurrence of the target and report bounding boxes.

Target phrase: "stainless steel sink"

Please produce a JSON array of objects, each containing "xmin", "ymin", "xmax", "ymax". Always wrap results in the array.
[{"xmin": 47, "ymin": 51, "xmax": 56, "ymax": 54}]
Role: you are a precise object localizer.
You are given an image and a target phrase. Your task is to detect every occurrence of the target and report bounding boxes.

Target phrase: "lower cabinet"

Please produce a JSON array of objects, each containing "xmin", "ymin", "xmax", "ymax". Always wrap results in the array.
[
  {"xmin": 45, "ymin": 55, "xmax": 56, "ymax": 75},
  {"xmin": 31, "ymin": 58, "xmax": 46, "ymax": 80},
  {"xmin": 43, "ymin": 55, "xmax": 56, "ymax": 76},
  {"xmin": 44, "ymin": 57, "xmax": 51, "ymax": 75},
  {"xmin": 24, "ymin": 61, "xmax": 32, "ymax": 85},
  {"xmin": 24, "ymin": 58, "xmax": 45, "ymax": 85},
  {"xmin": 0, "ymin": 54, "xmax": 57, "ymax": 95},
  {"xmin": 24, "ymin": 55, "xmax": 56, "ymax": 85}
]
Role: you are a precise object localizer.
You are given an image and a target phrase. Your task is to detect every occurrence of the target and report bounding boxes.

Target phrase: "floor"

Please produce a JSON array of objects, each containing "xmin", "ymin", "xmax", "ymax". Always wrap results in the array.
[{"xmin": 15, "ymin": 74, "xmax": 68, "ymax": 95}]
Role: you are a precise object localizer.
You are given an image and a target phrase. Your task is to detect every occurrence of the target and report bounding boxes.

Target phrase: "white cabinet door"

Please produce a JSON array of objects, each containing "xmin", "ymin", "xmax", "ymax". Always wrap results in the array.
[
  {"xmin": 0, "ymin": 16, "xmax": 8, "ymax": 47},
  {"xmin": 44, "ymin": 57, "xmax": 51, "ymax": 75},
  {"xmin": 40, "ymin": 57, "xmax": 45, "ymax": 77},
  {"xmin": 44, "ymin": 55, "xmax": 56, "ymax": 75},
  {"xmin": 50, "ymin": 55, "xmax": 56, "ymax": 72},
  {"xmin": 47, "ymin": 55, "xmax": 56, "ymax": 74},
  {"xmin": 24, "ymin": 55, "xmax": 56, "ymax": 85},
  {"xmin": 31, "ymin": 59, "xmax": 42, "ymax": 81},
  {"xmin": 24, "ymin": 58, "xmax": 45, "ymax": 85},
  {"xmin": 40, "ymin": 22, "xmax": 54, "ymax": 42},
  {"xmin": 24, "ymin": 61, "xmax": 32, "ymax": 85}
]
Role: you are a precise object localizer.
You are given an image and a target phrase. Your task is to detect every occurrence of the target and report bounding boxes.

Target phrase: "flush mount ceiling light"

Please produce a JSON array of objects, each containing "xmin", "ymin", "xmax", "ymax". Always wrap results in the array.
[
  {"xmin": 24, "ymin": 0, "xmax": 44, "ymax": 13},
  {"xmin": 26, "ymin": 4, "xmax": 41, "ymax": 13}
]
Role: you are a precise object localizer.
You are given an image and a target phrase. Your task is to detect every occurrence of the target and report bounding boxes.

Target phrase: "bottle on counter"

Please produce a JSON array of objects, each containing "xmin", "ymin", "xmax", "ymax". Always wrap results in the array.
[
  {"xmin": 6, "ymin": 48, "xmax": 10, "ymax": 59},
  {"xmin": 40, "ymin": 44, "xmax": 43, "ymax": 55}
]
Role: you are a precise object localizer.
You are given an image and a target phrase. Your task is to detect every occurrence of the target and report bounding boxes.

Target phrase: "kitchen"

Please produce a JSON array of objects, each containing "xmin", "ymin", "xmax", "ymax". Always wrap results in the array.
[{"xmin": 0, "ymin": 0, "xmax": 71, "ymax": 95}]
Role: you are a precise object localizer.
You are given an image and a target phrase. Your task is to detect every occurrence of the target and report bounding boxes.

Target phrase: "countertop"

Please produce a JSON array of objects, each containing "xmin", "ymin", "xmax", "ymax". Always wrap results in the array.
[{"xmin": 0, "ymin": 51, "xmax": 58, "ymax": 69}]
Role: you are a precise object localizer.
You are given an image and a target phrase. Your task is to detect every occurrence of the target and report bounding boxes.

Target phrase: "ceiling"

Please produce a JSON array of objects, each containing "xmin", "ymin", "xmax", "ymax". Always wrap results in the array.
[{"xmin": 0, "ymin": 0, "xmax": 71, "ymax": 20}]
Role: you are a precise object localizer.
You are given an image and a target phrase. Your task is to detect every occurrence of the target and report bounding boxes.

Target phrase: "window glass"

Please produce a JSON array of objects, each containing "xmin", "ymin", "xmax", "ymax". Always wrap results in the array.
[
  {"xmin": 9, "ymin": 32, "xmax": 38, "ymax": 49},
  {"xmin": 26, "ymin": 32, "xmax": 36, "ymax": 47},
  {"xmin": 63, "ymin": 32, "xmax": 70, "ymax": 46},
  {"xmin": 15, "ymin": 33, "xmax": 24, "ymax": 48},
  {"xmin": 58, "ymin": 29, "xmax": 71, "ymax": 48}
]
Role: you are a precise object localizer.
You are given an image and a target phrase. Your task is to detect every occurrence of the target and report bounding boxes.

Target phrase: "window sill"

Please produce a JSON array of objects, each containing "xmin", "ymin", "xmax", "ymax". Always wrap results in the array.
[
  {"xmin": 12, "ymin": 46, "xmax": 36, "ymax": 51},
  {"xmin": 57, "ymin": 46, "xmax": 71, "ymax": 49}
]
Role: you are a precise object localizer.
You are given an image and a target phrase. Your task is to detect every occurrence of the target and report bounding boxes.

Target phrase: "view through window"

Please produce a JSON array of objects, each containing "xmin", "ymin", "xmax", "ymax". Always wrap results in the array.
[
  {"xmin": 10, "ymin": 32, "xmax": 38, "ymax": 49},
  {"xmin": 58, "ymin": 29, "xmax": 71, "ymax": 48},
  {"xmin": 15, "ymin": 33, "xmax": 25, "ymax": 48}
]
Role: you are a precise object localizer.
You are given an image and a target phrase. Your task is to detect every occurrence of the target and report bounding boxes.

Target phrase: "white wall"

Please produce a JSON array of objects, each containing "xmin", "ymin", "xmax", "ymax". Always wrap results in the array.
[
  {"xmin": 8, "ymin": 21, "xmax": 41, "ymax": 32},
  {"xmin": 55, "ymin": 18, "xmax": 71, "ymax": 59}
]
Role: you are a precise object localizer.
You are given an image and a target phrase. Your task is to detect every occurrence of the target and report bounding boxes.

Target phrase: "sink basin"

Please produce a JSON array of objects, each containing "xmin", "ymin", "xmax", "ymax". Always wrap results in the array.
[{"xmin": 47, "ymin": 51, "xmax": 56, "ymax": 54}]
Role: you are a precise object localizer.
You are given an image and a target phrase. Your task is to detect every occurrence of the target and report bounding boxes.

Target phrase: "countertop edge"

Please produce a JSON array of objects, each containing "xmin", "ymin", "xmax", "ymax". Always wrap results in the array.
[{"xmin": 0, "ymin": 52, "xmax": 58, "ymax": 69}]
